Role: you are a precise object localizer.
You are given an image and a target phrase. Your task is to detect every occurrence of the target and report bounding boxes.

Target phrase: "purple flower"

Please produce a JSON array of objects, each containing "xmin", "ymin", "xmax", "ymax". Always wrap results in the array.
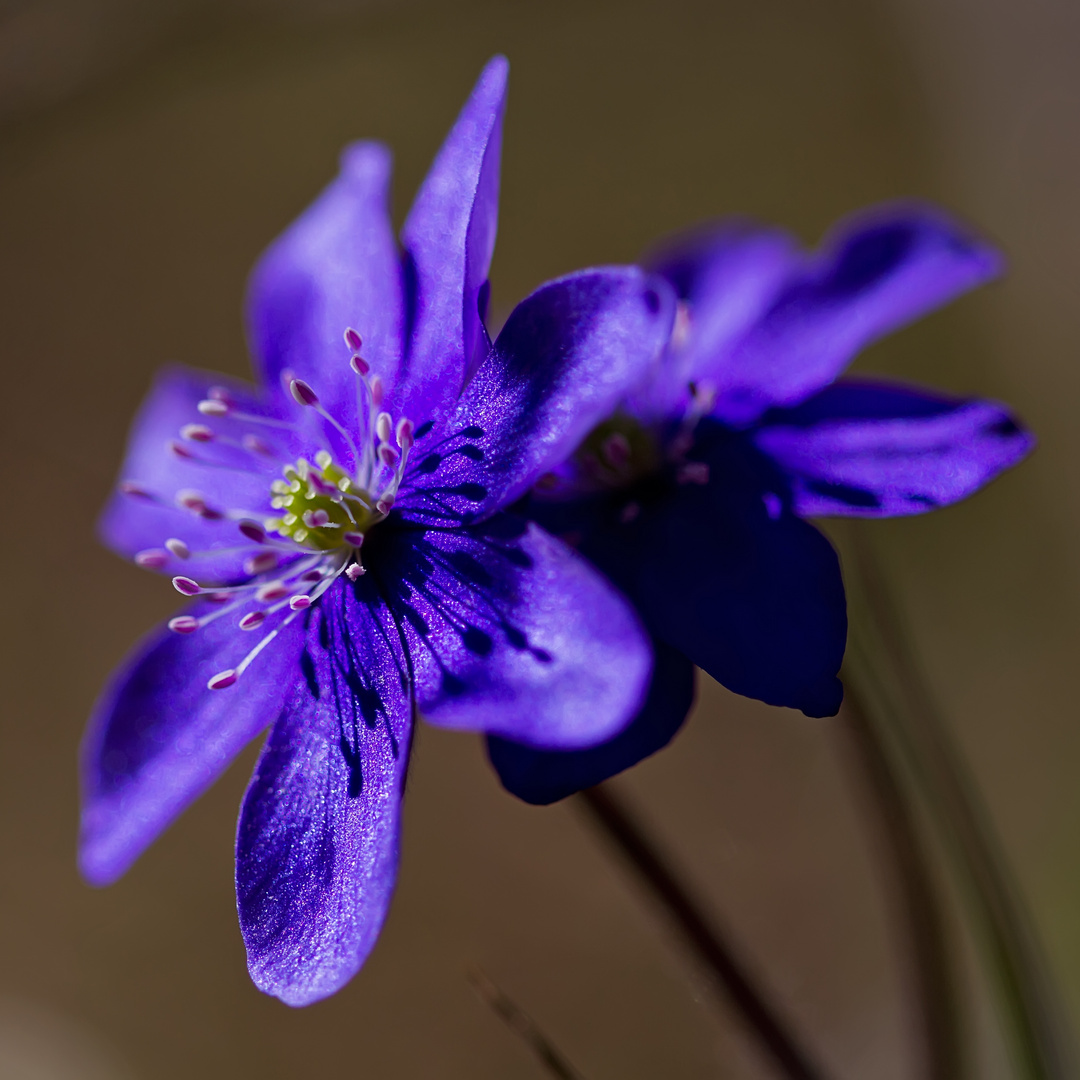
[
  {"xmin": 81, "ymin": 58, "xmax": 673, "ymax": 1005},
  {"xmin": 489, "ymin": 205, "xmax": 1034, "ymax": 803}
]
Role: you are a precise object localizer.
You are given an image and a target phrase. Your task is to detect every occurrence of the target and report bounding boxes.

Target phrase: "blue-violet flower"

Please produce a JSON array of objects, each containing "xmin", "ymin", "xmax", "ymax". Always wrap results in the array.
[
  {"xmin": 489, "ymin": 206, "xmax": 1034, "ymax": 803},
  {"xmin": 81, "ymin": 58, "xmax": 673, "ymax": 1005}
]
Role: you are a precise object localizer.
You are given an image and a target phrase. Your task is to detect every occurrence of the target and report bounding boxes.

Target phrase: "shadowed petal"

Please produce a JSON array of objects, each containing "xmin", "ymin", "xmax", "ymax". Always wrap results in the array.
[
  {"xmin": 79, "ymin": 601, "xmax": 305, "ymax": 886},
  {"xmin": 367, "ymin": 514, "xmax": 650, "ymax": 749},
  {"xmin": 632, "ymin": 221, "xmax": 796, "ymax": 420},
  {"xmin": 98, "ymin": 365, "xmax": 295, "ymax": 583},
  {"xmin": 237, "ymin": 579, "xmax": 412, "ymax": 1007},
  {"xmin": 754, "ymin": 379, "xmax": 1035, "ymax": 517},
  {"xmin": 397, "ymin": 268, "xmax": 674, "ymax": 525},
  {"xmin": 245, "ymin": 141, "xmax": 403, "ymax": 440},
  {"xmin": 394, "ymin": 56, "xmax": 508, "ymax": 426},
  {"xmin": 486, "ymin": 637, "xmax": 694, "ymax": 804},
  {"xmin": 711, "ymin": 204, "xmax": 1003, "ymax": 425}
]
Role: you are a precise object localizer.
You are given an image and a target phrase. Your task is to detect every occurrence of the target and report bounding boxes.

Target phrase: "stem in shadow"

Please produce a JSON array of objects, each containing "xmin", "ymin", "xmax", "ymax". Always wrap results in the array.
[{"xmin": 576, "ymin": 783, "xmax": 829, "ymax": 1080}]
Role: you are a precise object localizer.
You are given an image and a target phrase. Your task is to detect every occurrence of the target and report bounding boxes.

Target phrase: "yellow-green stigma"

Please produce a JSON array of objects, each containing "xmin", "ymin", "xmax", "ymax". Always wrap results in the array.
[{"xmin": 265, "ymin": 451, "xmax": 373, "ymax": 551}]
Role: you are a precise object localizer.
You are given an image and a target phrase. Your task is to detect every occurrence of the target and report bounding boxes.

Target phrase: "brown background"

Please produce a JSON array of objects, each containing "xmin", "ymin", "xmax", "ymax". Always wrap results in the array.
[{"xmin": 0, "ymin": 0, "xmax": 1077, "ymax": 1076}]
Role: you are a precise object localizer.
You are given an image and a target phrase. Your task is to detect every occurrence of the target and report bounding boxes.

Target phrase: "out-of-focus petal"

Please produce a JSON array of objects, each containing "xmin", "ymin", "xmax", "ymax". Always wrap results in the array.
[
  {"xmin": 79, "ymin": 601, "xmax": 305, "ymax": 886},
  {"xmin": 710, "ymin": 204, "xmax": 1003, "ymax": 425},
  {"xmin": 245, "ymin": 141, "xmax": 402, "ymax": 452},
  {"xmin": 367, "ymin": 514, "xmax": 650, "ymax": 749},
  {"xmin": 632, "ymin": 221, "xmax": 796, "ymax": 420},
  {"xmin": 98, "ymin": 365, "xmax": 294, "ymax": 583},
  {"xmin": 236, "ymin": 579, "xmax": 412, "ymax": 1007},
  {"xmin": 397, "ymin": 268, "xmax": 674, "ymax": 526},
  {"xmin": 754, "ymin": 379, "xmax": 1035, "ymax": 517},
  {"xmin": 395, "ymin": 56, "xmax": 508, "ymax": 426},
  {"xmin": 486, "ymin": 637, "xmax": 694, "ymax": 804}
]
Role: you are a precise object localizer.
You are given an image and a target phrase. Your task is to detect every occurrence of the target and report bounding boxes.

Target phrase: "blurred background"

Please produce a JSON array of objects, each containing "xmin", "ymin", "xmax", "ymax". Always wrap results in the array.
[{"xmin": 0, "ymin": 0, "xmax": 1077, "ymax": 1076}]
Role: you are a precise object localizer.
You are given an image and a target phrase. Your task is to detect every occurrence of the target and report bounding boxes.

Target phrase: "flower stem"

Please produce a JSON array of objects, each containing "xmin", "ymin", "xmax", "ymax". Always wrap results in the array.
[
  {"xmin": 840, "ymin": 682, "xmax": 964, "ymax": 1080},
  {"xmin": 843, "ymin": 530, "xmax": 1074, "ymax": 1080},
  {"xmin": 468, "ymin": 965, "xmax": 586, "ymax": 1080},
  {"xmin": 576, "ymin": 783, "xmax": 829, "ymax": 1080}
]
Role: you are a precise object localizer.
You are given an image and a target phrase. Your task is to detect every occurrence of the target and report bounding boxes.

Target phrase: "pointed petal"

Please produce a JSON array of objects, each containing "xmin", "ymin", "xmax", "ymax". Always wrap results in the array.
[
  {"xmin": 486, "ymin": 637, "xmax": 694, "ymax": 804},
  {"xmin": 245, "ymin": 141, "xmax": 403, "ymax": 429},
  {"xmin": 237, "ymin": 579, "xmax": 412, "ymax": 1007},
  {"xmin": 80, "ymin": 602, "xmax": 305, "ymax": 885},
  {"xmin": 711, "ymin": 204, "xmax": 1003, "ymax": 424},
  {"xmin": 98, "ymin": 365, "xmax": 293, "ymax": 583},
  {"xmin": 754, "ymin": 379, "xmax": 1035, "ymax": 516},
  {"xmin": 367, "ymin": 514, "xmax": 650, "ymax": 749},
  {"xmin": 394, "ymin": 56, "xmax": 508, "ymax": 425},
  {"xmin": 397, "ymin": 267, "xmax": 675, "ymax": 526}
]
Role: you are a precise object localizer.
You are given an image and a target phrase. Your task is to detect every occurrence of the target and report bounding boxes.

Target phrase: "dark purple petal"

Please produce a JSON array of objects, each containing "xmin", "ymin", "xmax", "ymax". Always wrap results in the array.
[
  {"xmin": 245, "ymin": 141, "xmax": 403, "ymax": 437},
  {"xmin": 753, "ymin": 378, "xmax": 1035, "ymax": 517},
  {"xmin": 80, "ymin": 601, "xmax": 305, "ymax": 886},
  {"xmin": 237, "ymin": 579, "xmax": 412, "ymax": 1007},
  {"xmin": 710, "ymin": 204, "xmax": 1003, "ymax": 425},
  {"xmin": 98, "ymin": 366, "xmax": 292, "ymax": 583},
  {"xmin": 534, "ymin": 422, "xmax": 847, "ymax": 717},
  {"xmin": 631, "ymin": 221, "xmax": 797, "ymax": 421},
  {"xmin": 367, "ymin": 514, "xmax": 650, "ymax": 749},
  {"xmin": 397, "ymin": 268, "xmax": 675, "ymax": 525},
  {"xmin": 394, "ymin": 56, "xmax": 508, "ymax": 426},
  {"xmin": 486, "ymin": 637, "xmax": 694, "ymax": 804}
]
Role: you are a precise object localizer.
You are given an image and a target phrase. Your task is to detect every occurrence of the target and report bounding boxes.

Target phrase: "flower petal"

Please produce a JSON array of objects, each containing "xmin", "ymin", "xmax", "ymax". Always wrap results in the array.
[
  {"xmin": 237, "ymin": 579, "xmax": 412, "ymax": 1007},
  {"xmin": 397, "ymin": 267, "xmax": 675, "ymax": 525},
  {"xmin": 98, "ymin": 365, "xmax": 293, "ymax": 583},
  {"xmin": 394, "ymin": 56, "xmax": 508, "ymax": 426},
  {"xmin": 245, "ymin": 141, "xmax": 403, "ymax": 434},
  {"xmin": 79, "ymin": 601, "xmax": 305, "ymax": 886},
  {"xmin": 710, "ymin": 204, "xmax": 1003, "ymax": 424},
  {"xmin": 753, "ymin": 379, "xmax": 1035, "ymax": 517},
  {"xmin": 632, "ymin": 221, "xmax": 796, "ymax": 420},
  {"xmin": 367, "ymin": 514, "xmax": 651, "ymax": 749},
  {"xmin": 486, "ymin": 637, "xmax": 694, "ymax": 804}
]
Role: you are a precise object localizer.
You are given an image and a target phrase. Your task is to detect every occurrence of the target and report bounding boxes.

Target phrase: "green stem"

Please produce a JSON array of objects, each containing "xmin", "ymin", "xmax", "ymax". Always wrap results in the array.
[{"xmin": 844, "ymin": 531, "xmax": 1073, "ymax": 1080}]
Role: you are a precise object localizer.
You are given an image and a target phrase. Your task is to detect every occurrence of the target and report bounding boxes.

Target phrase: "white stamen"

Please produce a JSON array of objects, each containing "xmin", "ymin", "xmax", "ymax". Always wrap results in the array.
[
  {"xmin": 290, "ymin": 378, "xmax": 319, "ymax": 407},
  {"xmin": 135, "ymin": 548, "xmax": 169, "ymax": 569},
  {"xmin": 370, "ymin": 375, "xmax": 384, "ymax": 406},
  {"xmin": 207, "ymin": 669, "xmax": 238, "ymax": 690},
  {"xmin": 378, "ymin": 443, "xmax": 398, "ymax": 468},
  {"xmin": 343, "ymin": 532, "xmax": 364, "ymax": 547},
  {"xmin": 181, "ymin": 424, "xmax": 215, "ymax": 442},
  {"xmin": 289, "ymin": 595, "xmax": 312, "ymax": 610},
  {"xmin": 344, "ymin": 327, "xmax": 363, "ymax": 353},
  {"xmin": 168, "ymin": 616, "xmax": 199, "ymax": 634},
  {"xmin": 396, "ymin": 418, "xmax": 414, "ymax": 449},
  {"xmin": 238, "ymin": 520, "xmax": 266, "ymax": 543},
  {"xmin": 350, "ymin": 354, "xmax": 370, "ymax": 376},
  {"xmin": 165, "ymin": 538, "xmax": 190, "ymax": 559},
  {"xmin": 255, "ymin": 581, "xmax": 289, "ymax": 602},
  {"xmin": 303, "ymin": 509, "xmax": 330, "ymax": 528},
  {"xmin": 375, "ymin": 412, "xmax": 393, "ymax": 443},
  {"xmin": 239, "ymin": 611, "xmax": 266, "ymax": 631},
  {"xmin": 198, "ymin": 399, "xmax": 229, "ymax": 417},
  {"xmin": 172, "ymin": 576, "xmax": 201, "ymax": 596},
  {"xmin": 346, "ymin": 563, "xmax": 366, "ymax": 581},
  {"xmin": 244, "ymin": 552, "xmax": 278, "ymax": 576}
]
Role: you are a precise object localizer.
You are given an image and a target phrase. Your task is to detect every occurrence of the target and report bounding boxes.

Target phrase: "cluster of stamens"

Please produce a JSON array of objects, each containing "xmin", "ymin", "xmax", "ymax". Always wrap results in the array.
[{"xmin": 124, "ymin": 327, "xmax": 414, "ymax": 692}]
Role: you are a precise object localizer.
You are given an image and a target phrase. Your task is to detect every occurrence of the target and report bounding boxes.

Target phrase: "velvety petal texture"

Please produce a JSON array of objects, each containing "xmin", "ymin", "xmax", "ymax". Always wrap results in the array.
[
  {"xmin": 487, "ymin": 636, "xmax": 694, "ymax": 804},
  {"xmin": 368, "ymin": 515, "xmax": 651, "ymax": 749},
  {"xmin": 81, "ymin": 602, "xmax": 305, "ymax": 885},
  {"xmin": 98, "ymin": 366, "xmax": 295, "ymax": 584},
  {"xmin": 246, "ymin": 141, "xmax": 403, "ymax": 431},
  {"xmin": 395, "ymin": 55, "xmax": 508, "ymax": 425},
  {"xmin": 700, "ymin": 205, "xmax": 1004, "ymax": 425},
  {"xmin": 398, "ymin": 267, "xmax": 675, "ymax": 524},
  {"xmin": 237, "ymin": 579, "xmax": 412, "ymax": 1007},
  {"xmin": 754, "ymin": 379, "xmax": 1035, "ymax": 517}
]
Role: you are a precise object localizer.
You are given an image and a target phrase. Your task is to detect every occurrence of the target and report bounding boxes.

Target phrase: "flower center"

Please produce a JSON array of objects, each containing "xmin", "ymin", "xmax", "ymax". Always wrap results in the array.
[{"xmin": 267, "ymin": 453, "xmax": 374, "ymax": 551}]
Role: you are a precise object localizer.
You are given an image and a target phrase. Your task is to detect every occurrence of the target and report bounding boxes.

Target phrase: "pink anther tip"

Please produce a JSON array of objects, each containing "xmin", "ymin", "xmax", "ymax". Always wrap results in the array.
[
  {"xmin": 289, "ymin": 595, "xmax": 312, "ymax": 610},
  {"xmin": 343, "ymin": 531, "xmax": 365, "ymax": 547},
  {"xmin": 197, "ymin": 399, "xmax": 229, "ymax": 417},
  {"xmin": 135, "ymin": 548, "xmax": 169, "ymax": 569},
  {"xmin": 207, "ymin": 669, "xmax": 238, "ymax": 691},
  {"xmin": 344, "ymin": 328, "xmax": 363, "ymax": 352},
  {"xmin": 349, "ymin": 354, "xmax": 370, "ymax": 376},
  {"xmin": 238, "ymin": 520, "xmax": 266, "ymax": 543},
  {"xmin": 244, "ymin": 551, "xmax": 278, "ymax": 576},
  {"xmin": 168, "ymin": 616, "xmax": 199, "ymax": 634},
  {"xmin": 165, "ymin": 538, "xmax": 190, "ymax": 559},
  {"xmin": 172, "ymin": 576, "xmax": 201, "ymax": 596},
  {"xmin": 289, "ymin": 378, "xmax": 319, "ymax": 407},
  {"xmin": 180, "ymin": 424, "xmax": 214, "ymax": 442},
  {"xmin": 239, "ymin": 611, "xmax": 266, "ymax": 631},
  {"xmin": 255, "ymin": 581, "xmax": 289, "ymax": 602}
]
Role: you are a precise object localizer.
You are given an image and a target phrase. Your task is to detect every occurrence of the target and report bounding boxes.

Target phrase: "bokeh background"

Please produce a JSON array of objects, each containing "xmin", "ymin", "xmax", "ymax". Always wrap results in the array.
[{"xmin": 1, "ymin": 0, "xmax": 1077, "ymax": 1076}]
